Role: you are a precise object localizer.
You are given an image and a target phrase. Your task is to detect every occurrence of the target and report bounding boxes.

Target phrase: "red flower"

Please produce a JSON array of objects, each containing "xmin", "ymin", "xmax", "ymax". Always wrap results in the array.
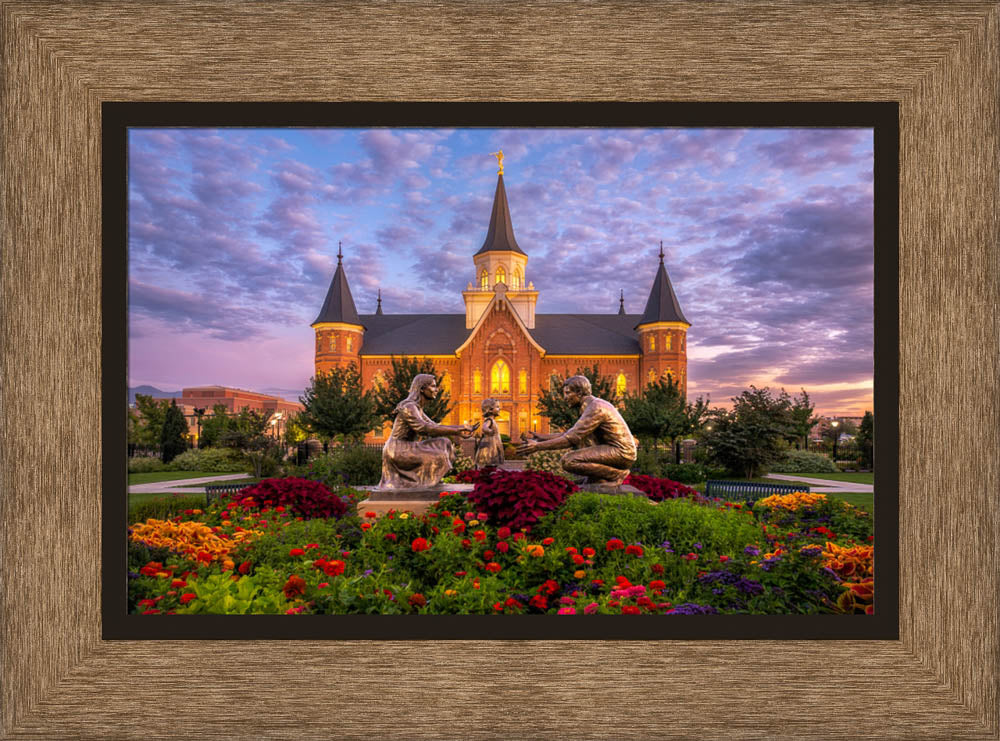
[
  {"xmin": 529, "ymin": 594, "xmax": 548, "ymax": 610},
  {"xmin": 485, "ymin": 562, "xmax": 502, "ymax": 573},
  {"xmin": 542, "ymin": 537, "xmax": 554, "ymax": 545},
  {"xmin": 496, "ymin": 541, "xmax": 510, "ymax": 554},
  {"xmin": 615, "ymin": 576, "xmax": 632, "ymax": 587},
  {"xmin": 323, "ymin": 560, "xmax": 345, "ymax": 577},
  {"xmin": 493, "ymin": 602, "xmax": 505, "ymax": 612},
  {"xmin": 512, "ymin": 532, "xmax": 526, "ymax": 542},
  {"xmin": 625, "ymin": 544, "xmax": 644, "ymax": 557},
  {"xmin": 141, "ymin": 609, "xmax": 161, "ymax": 615},
  {"xmin": 651, "ymin": 563, "xmax": 664, "ymax": 575},
  {"xmin": 608, "ymin": 600, "xmax": 621, "ymax": 608},
  {"xmin": 282, "ymin": 575, "xmax": 307, "ymax": 600},
  {"xmin": 411, "ymin": 537, "xmax": 432, "ymax": 552},
  {"xmin": 719, "ymin": 555, "xmax": 731, "ymax": 563},
  {"xmin": 138, "ymin": 598, "xmax": 157, "ymax": 608},
  {"xmin": 474, "ymin": 530, "xmax": 487, "ymax": 542},
  {"xmin": 454, "ymin": 571, "xmax": 467, "ymax": 577},
  {"xmin": 170, "ymin": 579, "xmax": 187, "ymax": 588},
  {"xmin": 572, "ymin": 554, "xmax": 585, "ymax": 565},
  {"xmin": 408, "ymin": 593, "xmax": 427, "ymax": 608},
  {"xmin": 539, "ymin": 579, "xmax": 560, "ymax": 595},
  {"xmin": 238, "ymin": 560, "xmax": 252, "ymax": 574},
  {"xmin": 565, "ymin": 546, "xmax": 578, "ymax": 554},
  {"xmin": 483, "ymin": 550, "xmax": 495, "ymax": 560},
  {"xmin": 582, "ymin": 547, "xmax": 596, "ymax": 557},
  {"xmin": 621, "ymin": 605, "xmax": 641, "ymax": 615},
  {"xmin": 636, "ymin": 596, "xmax": 655, "ymax": 609},
  {"xmin": 289, "ymin": 548, "xmax": 305, "ymax": 556},
  {"xmin": 649, "ymin": 580, "xmax": 666, "ymax": 591},
  {"xmin": 318, "ymin": 582, "xmax": 330, "ymax": 588},
  {"xmin": 360, "ymin": 522, "xmax": 372, "ymax": 531},
  {"xmin": 385, "ymin": 532, "xmax": 397, "ymax": 541},
  {"xmin": 461, "ymin": 538, "xmax": 472, "ymax": 549},
  {"xmin": 497, "ymin": 527, "xmax": 511, "ymax": 539},
  {"xmin": 606, "ymin": 538, "xmax": 625, "ymax": 551},
  {"xmin": 682, "ymin": 552, "xmax": 698, "ymax": 561},
  {"xmin": 364, "ymin": 511, "xmax": 377, "ymax": 518},
  {"xmin": 179, "ymin": 593, "xmax": 197, "ymax": 604},
  {"xmin": 196, "ymin": 550, "xmax": 212, "ymax": 564}
]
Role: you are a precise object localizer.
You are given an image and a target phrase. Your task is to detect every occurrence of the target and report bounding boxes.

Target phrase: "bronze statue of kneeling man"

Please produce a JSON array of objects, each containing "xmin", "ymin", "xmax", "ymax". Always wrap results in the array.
[
  {"xmin": 517, "ymin": 375, "xmax": 637, "ymax": 486},
  {"xmin": 379, "ymin": 373, "xmax": 475, "ymax": 489}
]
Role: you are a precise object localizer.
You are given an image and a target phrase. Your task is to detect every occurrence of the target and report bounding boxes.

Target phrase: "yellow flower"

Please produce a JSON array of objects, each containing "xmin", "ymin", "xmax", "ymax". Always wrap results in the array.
[
  {"xmin": 469, "ymin": 520, "xmax": 479, "ymax": 526},
  {"xmin": 399, "ymin": 513, "xmax": 410, "ymax": 519},
  {"xmin": 444, "ymin": 589, "xmax": 458, "ymax": 597}
]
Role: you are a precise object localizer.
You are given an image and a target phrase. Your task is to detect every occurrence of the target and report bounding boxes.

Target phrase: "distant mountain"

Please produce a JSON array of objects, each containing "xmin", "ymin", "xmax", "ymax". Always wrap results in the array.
[{"xmin": 128, "ymin": 385, "xmax": 182, "ymax": 404}]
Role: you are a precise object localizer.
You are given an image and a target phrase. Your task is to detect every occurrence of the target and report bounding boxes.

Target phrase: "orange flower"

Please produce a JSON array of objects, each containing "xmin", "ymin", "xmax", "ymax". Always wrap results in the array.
[
  {"xmin": 525, "ymin": 544, "xmax": 545, "ymax": 557},
  {"xmin": 283, "ymin": 575, "xmax": 307, "ymax": 600}
]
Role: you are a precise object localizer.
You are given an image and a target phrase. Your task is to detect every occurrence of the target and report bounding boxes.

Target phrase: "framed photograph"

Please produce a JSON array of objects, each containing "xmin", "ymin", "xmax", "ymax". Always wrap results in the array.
[
  {"xmin": 104, "ymin": 102, "xmax": 897, "ymax": 642},
  {"xmin": 4, "ymin": 3, "xmax": 997, "ymax": 739}
]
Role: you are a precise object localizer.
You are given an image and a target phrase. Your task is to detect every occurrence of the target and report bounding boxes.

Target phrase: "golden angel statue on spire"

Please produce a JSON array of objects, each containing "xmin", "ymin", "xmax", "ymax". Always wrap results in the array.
[{"xmin": 490, "ymin": 149, "xmax": 504, "ymax": 175}]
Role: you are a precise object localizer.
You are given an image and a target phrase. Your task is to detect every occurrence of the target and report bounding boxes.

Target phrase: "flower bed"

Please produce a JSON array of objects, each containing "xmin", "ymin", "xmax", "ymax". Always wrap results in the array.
[{"xmin": 127, "ymin": 475, "xmax": 875, "ymax": 616}]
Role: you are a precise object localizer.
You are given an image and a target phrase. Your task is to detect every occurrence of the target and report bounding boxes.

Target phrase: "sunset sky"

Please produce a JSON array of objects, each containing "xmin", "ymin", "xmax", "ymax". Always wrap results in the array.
[{"xmin": 128, "ymin": 126, "xmax": 874, "ymax": 415}]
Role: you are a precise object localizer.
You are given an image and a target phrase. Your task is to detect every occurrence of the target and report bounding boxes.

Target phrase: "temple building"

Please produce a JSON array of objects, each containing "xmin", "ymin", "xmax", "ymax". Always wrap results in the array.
[{"xmin": 311, "ymin": 163, "xmax": 690, "ymax": 441}]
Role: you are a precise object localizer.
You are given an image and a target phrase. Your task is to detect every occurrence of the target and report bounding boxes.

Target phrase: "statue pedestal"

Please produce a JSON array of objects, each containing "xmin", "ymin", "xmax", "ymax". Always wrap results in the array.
[{"xmin": 356, "ymin": 484, "xmax": 476, "ymax": 517}]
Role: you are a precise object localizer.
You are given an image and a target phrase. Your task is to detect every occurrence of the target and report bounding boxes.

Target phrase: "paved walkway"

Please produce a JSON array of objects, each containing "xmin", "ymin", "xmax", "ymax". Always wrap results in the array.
[
  {"xmin": 129, "ymin": 473, "xmax": 251, "ymax": 495},
  {"xmin": 763, "ymin": 473, "xmax": 873, "ymax": 494}
]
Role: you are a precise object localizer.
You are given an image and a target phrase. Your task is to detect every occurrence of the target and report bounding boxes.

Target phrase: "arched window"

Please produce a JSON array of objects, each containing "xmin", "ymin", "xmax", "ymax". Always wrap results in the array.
[
  {"xmin": 512, "ymin": 267, "xmax": 523, "ymax": 290},
  {"xmin": 518, "ymin": 369, "xmax": 528, "ymax": 395},
  {"xmin": 346, "ymin": 335, "xmax": 353, "ymax": 352},
  {"xmin": 491, "ymin": 360, "xmax": 510, "ymax": 394},
  {"xmin": 495, "ymin": 265, "xmax": 506, "ymax": 286},
  {"xmin": 329, "ymin": 335, "xmax": 336, "ymax": 352},
  {"xmin": 665, "ymin": 334, "xmax": 672, "ymax": 351},
  {"xmin": 480, "ymin": 269, "xmax": 488, "ymax": 289},
  {"xmin": 616, "ymin": 373, "xmax": 627, "ymax": 397},
  {"xmin": 648, "ymin": 369, "xmax": 657, "ymax": 384},
  {"xmin": 473, "ymin": 370, "xmax": 482, "ymax": 394},
  {"xmin": 441, "ymin": 372, "xmax": 451, "ymax": 393},
  {"xmin": 649, "ymin": 334, "xmax": 656, "ymax": 352},
  {"xmin": 372, "ymin": 370, "xmax": 385, "ymax": 389}
]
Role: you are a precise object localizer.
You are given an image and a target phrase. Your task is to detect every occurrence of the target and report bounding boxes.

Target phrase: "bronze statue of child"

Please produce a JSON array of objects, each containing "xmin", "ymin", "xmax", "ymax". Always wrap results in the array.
[{"xmin": 474, "ymin": 398, "xmax": 505, "ymax": 468}]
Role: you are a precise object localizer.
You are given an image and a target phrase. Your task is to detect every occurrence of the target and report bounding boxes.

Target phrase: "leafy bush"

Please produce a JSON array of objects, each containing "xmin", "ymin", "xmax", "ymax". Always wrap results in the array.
[
  {"xmin": 168, "ymin": 447, "xmax": 246, "ymax": 473},
  {"xmin": 128, "ymin": 456, "xmax": 167, "ymax": 473},
  {"xmin": 525, "ymin": 450, "xmax": 568, "ymax": 477},
  {"xmin": 630, "ymin": 446, "xmax": 671, "ymax": 477},
  {"xmin": 459, "ymin": 468, "xmax": 578, "ymax": 532},
  {"xmin": 128, "ymin": 494, "xmax": 207, "ymax": 524},
  {"xmin": 231, "ymin": 477, "xmax": 349, "ymax": 520},
  {"xmin": 624, "ymin": 473, "xmax": 701, "ymax": 502},
  {"xmin": 298, "ymin": 445, "xmax": 382, "ymax": 488},
  {"xmin": 451, "ymin": 454, "xmax": 474, "ymax": 475},
  {"xmin": 770, "ymin": 450, "xmax": 839, "ymax": 474}
]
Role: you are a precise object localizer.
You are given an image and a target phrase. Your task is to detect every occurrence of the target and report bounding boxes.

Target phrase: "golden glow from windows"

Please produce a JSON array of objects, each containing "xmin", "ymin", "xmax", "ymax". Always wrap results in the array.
[
  {"xmin": 648, "ymin": 369, "xmax": 657, "ymax": 384},
  {"xmin": 372, "ymin": 370, "xmax": 385, "ymax": 388},
  {"xmin": 491, "ymin": 359, "xmax": 510, "ymax": 394},
  {"xmin": 665, "ymin": 334, "xmax": 672, "ymax": 350},
  {"xmin": 480, "ymin": 269, "xmax": 488, "ymax": 289},
  {"xmin": 346, "ymin": 336, "xmax": 353, "ymax": 352},
  {"xmin": 649, "ymin": 335, "xmax": 655, "ymax": 352},
  {"xmin": 495, "ymin": 265, "xmax": 506, "ymax": 286},
  {"xmin": 512, "ymin": 267, "xmax": 523, "ymax": 289},
  {"xmin": 616, "ymin": 372, "xmax": 627, "ymax": 396},
  {"xmin": 441, "ymin": 372, "xmax": 451, "ymax": 393},
  {"xmin": 473, "ymin": 369, "xmax": 482, "ymax": 393},
  {"xmin": 329, "ymin": 336, "xmax": 336, "ymax": 352},
  {"xmin": 518, "ymin": 369, "xmax": 527, "ymax": 394}
]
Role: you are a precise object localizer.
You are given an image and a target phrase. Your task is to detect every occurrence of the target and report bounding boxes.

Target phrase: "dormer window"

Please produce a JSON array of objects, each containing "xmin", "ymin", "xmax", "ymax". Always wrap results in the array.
[{"xmin": 495, "ymin": 265, "xmax": 506, "ymax": 286}]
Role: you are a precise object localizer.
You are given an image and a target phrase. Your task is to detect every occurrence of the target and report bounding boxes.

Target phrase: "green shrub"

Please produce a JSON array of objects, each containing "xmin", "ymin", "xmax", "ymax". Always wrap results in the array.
[
  {"xmin": 662, "ymin": 463, "xmax": 706, "ymax": 484},
  {"xmin": 631, "ymin": 446, "xmax": 670, "ymax": 477},
  {"xmin": 128, "ymin": 494, "xmax": 207, "ymax": 525},
  {"xmin": 451, "ymin": 454, "xmax": 474, "ymax": 475},
  {"xmin": 168, "ymin": 447, "xmax": 246, "ymax": 473},
  {"xmin": 525, "ymin": 450, "xmax": 568, "ymax": 477},
  {"xmin": 298, "ymin": 445, "xmax": 382, "ymax": 488},
  {"xmin": 770, "ymin": 450, "xmax": 839, "ymax": 474},
  {"xmin": 128, "ymin": 456, "xmax": 167, "ymax": 474}
]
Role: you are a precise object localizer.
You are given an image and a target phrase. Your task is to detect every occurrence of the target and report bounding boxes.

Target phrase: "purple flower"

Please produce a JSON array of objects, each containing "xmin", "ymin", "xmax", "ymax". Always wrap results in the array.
[
  {"xmin": 364, "ymin": 569, "xmax": 374, "ymax": 576},
  {"xmin": 665, "ymin": 602, "xmax": 719, "ymax": 615},
  {"xmin": 693, "ymin": 542, "xmax": 702, "ymax": 550},
  {"xmin": 744, "ymin": 545, "xmax": 760, "ymax": 556}
]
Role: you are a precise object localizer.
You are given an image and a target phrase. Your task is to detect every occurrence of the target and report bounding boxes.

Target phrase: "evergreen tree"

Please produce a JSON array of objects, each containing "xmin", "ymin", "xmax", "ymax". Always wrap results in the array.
[
  {"xmin": 536, "ymin": 364, "xmax": 617, "ymax": 431},
  {"xmin": 371, "ymin": 356, "xmax": 452, "ymax": 424},
  {"xmin": 299, "ymin": 364, "xmax": 379, "ymax": 442},
  {"xmin": 622, "ymin": 377, "xmax": 709, "ymax": 463},
  {"xmin": 159, "ymin": 398, "xmax": 189, "ymax": 463},
  {"xmin": 788, "ymin": 388, "xmax": 820, "ymax": 450},
  {"xmin": 220, "ymin": 407, "xmax": 278, "ymax": 479},
  {"xmin": 856, "ymin": 410, "xmax": 874, "ymax": 469},
  {"xmin": 703, "ymin": 386, "xmax": 794, "ymax": 479}
]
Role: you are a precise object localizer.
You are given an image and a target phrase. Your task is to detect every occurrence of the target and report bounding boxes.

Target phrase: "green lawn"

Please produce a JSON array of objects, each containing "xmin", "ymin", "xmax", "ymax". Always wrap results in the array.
[
  {"xmin": 128, "ymin": 470, "xmax": 239, "ymax": 486},
  {"xmin": 767, "ymin": 472, "xmax": 873, "ymax": 485},
  {"xmin": 826, "ymin": 492, "xmax": 874, "ymax": 513}
]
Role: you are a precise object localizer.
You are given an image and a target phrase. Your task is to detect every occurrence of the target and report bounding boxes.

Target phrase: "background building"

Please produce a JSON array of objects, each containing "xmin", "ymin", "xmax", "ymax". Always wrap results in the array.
[
  {"xmin": 153, "ymin": 386, "xmax": 303, "ymax": 444},
  {"xmin": 312, "ymin": 170, "xmax": 690, "ymax": 441}
]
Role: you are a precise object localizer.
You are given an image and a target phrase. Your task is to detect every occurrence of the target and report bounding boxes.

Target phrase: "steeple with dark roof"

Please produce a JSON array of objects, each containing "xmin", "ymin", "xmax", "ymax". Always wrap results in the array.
[
  {"xmin": 312, "ymin": 242, "xmax": 363, "ymax": 327},
  {"xmin": 618, "ymin": 289, "xmax": 626, "ymax": 315},
  {"xmin": 635, "ymin": 242, "xmax": 689, "ymax": 328},
  {"xmin": 474, "ymin": 174, "xmax": 525, "ymax": 256},
  {"xmin": 375, "ymin": 288, "xmax": 383, "ymax": 315}
]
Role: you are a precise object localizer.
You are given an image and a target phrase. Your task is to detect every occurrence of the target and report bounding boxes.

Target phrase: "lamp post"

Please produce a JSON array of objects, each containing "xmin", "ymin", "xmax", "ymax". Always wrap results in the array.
[{"xmin": 830, "ymin": 419, "xmax": 840, "ymax": 461}]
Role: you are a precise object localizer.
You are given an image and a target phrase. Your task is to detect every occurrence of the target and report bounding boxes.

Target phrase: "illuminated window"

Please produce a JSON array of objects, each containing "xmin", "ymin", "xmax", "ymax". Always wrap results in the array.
[
  {"xmin": 681, "ymin": 335, "xmax": 685, "ymax": 350},
  {"xmin": 663, "ymin": 370, "xmax": 674, "ymax": 385},
  {"xmin": 480, "ymin": 269, "xmax": 488, "ymax": 289},
  {"xmin": 346, "ymin": 335, "xmax": 353, "ymax": 352},
  {"xmin": 512, "ymin": 267, "xmax": 523, "ymax": 289},
  {"xmin": 519, "ymin": 412, "xmax": 527, "ymax": 434},
  {"xmin": 648, "ymin": 369, "xmax": 657, "ymax": 384},
  {"xmin": 372, "ymin": 371, "xmax": 384, "ymax": 389},
  {"xmin": 616, "ymin": 373, "xmax": 627, "ymax": 396},
  {"xmin": 495, "ymin": 265, "xmax": 506, "ymax": 286},
  {"xmin": 649, "ymin": 335, "xmax": 655, "ymax": 352},
  {"xmin": 473, "ymin": 370, "xmax": 482, "ymax": 393},
  {"xmin": 441, "ymin": 372, "xmax": 451, "ymax": 393},
  {"xmin": 491, "ymin": 360, "xmax": 510, "ymax": 394},
  {"xmin": 665, "ymin": 334, "xmax": 672, "ymax": 350},
  {"xmin": 329, "ymin": 335, "xmax": 336, "ymax": 352},
  {"xmin": 518, "ymin": 369, "xmax": 527, "ymax": 394}
]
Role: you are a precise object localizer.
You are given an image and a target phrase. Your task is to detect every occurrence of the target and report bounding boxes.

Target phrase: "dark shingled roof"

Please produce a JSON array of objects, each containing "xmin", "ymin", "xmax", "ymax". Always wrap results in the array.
[
  {"xmin": 359, "ymin": 313, "xmax": 642, "ymax": 356},
  {"xmin": 474, "ymin": 174, "xmax": 525, "ymax": 256},
  {"xmin": 637, "ymin": 259, "xmax": 689, "ymax": 327},
  {"xmin": 313, "ymin": 253, "xmax": 363, "ymax": 327}
]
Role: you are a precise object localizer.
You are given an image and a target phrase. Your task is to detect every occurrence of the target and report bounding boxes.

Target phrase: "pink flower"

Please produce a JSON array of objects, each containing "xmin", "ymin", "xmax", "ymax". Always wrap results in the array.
[
  {"xmin": 557, "ymin": 607, "xmax": 576, "ymax": 615},
  {"xmin": 583, "ymin": 602, "xmax": 599, "ymax": 615}
]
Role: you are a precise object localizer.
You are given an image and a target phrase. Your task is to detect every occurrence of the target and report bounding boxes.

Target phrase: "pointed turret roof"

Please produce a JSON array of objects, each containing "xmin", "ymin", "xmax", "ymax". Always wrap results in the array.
[
  {"xmin": 618, "ymin": 289, "xmax": 626, "ymax": 315},
  {"xmin": 475, "ymin": 174, "xmax": 525, "ymax": 256},
  {"xmin": 636, "ymin": 242, "xmax": 689, "ymax": 328},
  {"xmin": 312, "ymin": 243, "xmax": 363, "ymax": 327}
]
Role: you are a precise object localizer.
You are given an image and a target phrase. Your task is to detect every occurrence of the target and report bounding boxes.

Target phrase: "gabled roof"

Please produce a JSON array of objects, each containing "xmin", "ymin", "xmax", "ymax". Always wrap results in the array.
[
  {"xmin": 533, "ymin": 314, "xmax": 641, "ymax": 354},
  {"xmin": 474, "ymin": 174, "xmax": 525, "ymax": 256},
  {"xmin": 312, "ymin": 248, "xmax": 363, "ymax": 327},
  {"xmin": 636, "ymin": 247, "xmax": 689, "ymax": 327},
  {"xmin": 359, "ymin": 314, "xmax": 469, "ymax": 354}
]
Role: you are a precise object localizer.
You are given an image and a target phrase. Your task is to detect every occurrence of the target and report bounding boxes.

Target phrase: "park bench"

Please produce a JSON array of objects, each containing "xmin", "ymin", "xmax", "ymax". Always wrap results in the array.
[
  {"xmin": 204, "ymin": 482, "xmax": 253, "ymax": 505},
  {"xmin": 704, "ymin": 479, "xmax": 809, "ymax": 503}
]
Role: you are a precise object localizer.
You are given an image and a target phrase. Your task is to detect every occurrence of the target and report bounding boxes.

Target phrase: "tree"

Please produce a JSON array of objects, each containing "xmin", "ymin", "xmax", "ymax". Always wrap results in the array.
[
  {"xmin": 299, "ymin": 364, "xmax": 379, "ymax": 443},
  {"xmin": 536, "ymin": 364, "xmax": 618, "ymax": 431},
  {"xmin": 133, "ymin": 393, "xmax": 170, "ymax": 450},
  {"xmin": 788, "ymin": 388, "xmax": 819, "ymax": 450},
  {"xmin": 220, "ymin": 407, "xmax": 277, "ymax": 479},
  {"xmin": 622, "ymin": 377, "xmax": 709, "ymax": 463},
  {"xmin": 198, "ymin": 404, "xmax": 232, "ymax": 448},
  {"xmin": 856, "ymin": 411, "xmax": 874, "ymax": 469},
  {"xmin": 159, "ymin": 399, "xmax": 189, "ymax": 463},
  {"xmin": 371, "ymin": 356, "xmax": 453, "ymax": 424},
  {"xmin": 703, "ymin": 386, "xmax": 795, "ymax": 479}
]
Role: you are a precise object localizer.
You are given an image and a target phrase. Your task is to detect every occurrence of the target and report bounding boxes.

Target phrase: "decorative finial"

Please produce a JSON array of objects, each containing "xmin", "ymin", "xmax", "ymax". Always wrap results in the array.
[
  {"xmin": 658, "ymin": 241, "xmax": 664, "ymax": 264},
  {"xmin": 337, "ymin": 241, "xmax": 343, "ymax": 264},
  {"xmin": 376, "ymin": 288, "xmax": 383, "ymax": 315},
  {"xmin": 618, "ymin": 289, "xmax": 626, "ymax": 315},
  {"xmin": 490, "ymin": 149, "xmax": 504, "ymax": 175}
]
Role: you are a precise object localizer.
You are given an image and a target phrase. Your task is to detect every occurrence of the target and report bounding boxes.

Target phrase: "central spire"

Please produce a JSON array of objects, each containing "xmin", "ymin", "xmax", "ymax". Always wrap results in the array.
[{"xmin": 475, "ymin": 170, "xmax": 525, "ymax": 256}]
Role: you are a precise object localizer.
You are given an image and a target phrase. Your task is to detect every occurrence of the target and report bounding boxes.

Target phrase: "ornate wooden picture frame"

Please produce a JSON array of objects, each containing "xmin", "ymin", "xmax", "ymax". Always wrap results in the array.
[{"xmin": 3, "ymin": 3, "xmax": 996, "ymax": 738}]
